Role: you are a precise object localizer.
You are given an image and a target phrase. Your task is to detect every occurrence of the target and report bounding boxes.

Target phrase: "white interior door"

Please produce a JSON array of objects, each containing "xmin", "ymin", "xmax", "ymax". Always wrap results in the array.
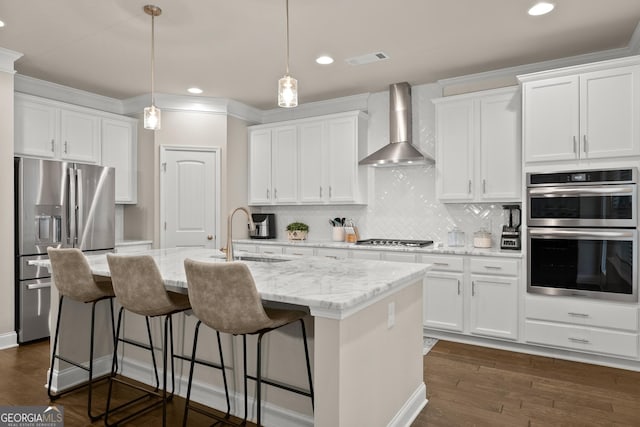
[{"xmin": 160, "ymin": 146, "xmax": 219, "ymax": 249}]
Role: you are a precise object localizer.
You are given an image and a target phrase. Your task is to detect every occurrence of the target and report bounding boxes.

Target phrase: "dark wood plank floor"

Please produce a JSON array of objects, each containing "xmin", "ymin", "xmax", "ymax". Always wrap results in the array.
[{"xmin": 2, "ymin": 339, "xmax": 640, "ymax": 426}]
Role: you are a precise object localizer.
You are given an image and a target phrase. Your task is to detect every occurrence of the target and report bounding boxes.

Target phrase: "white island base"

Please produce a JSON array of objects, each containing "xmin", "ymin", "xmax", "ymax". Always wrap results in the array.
[{"xmin": 39, "ymin": 249, "xmax": 428, "ymax": 427}]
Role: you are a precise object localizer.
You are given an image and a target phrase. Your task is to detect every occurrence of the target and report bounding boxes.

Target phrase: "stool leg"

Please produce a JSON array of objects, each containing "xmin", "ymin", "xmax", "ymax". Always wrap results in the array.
[
  {"xmin": 162, "ymin": 315, "xmax": 170, "ymax": 427},
  {"xmin": 109, "ymin": 298, "xmax": 118, "ymax": 375},
  {"xmin": 47, "ymin": 296, "xmax": 65, "ymax": 400},
  {"xmin": 87, "ymin": 300, "xmax": 98, "ymax": 421},
  {"xmin": 169, "ymin": 314, "xmax": 176, "ymax": 396},
  {"xmin": 145, "ymin": 316, "xmax": 160, "ymax": 390},
  {"xmin": 104, "ymin": 306, "xmax": 125, "ymax": 426},
  {"xmin": 300, "ymin": 318, "xmax": 315, "ymax": 409},
  {"xmin": 256, "ymin": 332, "xmax": 266, "ymax": 427},
  {"xmin": 216, "ymin": 330, "xmax": 231, "ymax": 415},
  {"xmin": 182, "ymin": 320, "xmax": 201, "ymax": 427},
  {"xmin": 243, "ymin": 335, "xmax": 248, "ymax": 423}
]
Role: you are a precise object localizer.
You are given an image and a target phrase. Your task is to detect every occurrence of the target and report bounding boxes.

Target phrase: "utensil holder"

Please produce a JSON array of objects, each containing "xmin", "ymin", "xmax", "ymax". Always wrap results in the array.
[{"xmin": 332, "ymin": 226, "xmax": 345, "ymax": 242}]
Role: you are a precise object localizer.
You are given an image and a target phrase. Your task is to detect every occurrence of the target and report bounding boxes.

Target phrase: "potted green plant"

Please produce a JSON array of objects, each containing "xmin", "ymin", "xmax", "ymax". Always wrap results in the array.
[{"xmin": 286, "ymin": 222, "xmax": 309, "ymax": 240}]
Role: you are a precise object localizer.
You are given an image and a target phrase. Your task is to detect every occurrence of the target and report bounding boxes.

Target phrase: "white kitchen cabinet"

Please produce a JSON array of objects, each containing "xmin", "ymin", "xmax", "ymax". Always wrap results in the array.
[
  {"xmin": 101, "ymin": 117, "xmax": 138, "ymax": 203},
  {"xmin": 315, "ymin": 248, "xmax": 349, "ymax": 260},
  {"xmin": 15, "ymin": 93, "xmax": 100, "ymax": 163},
  {"xmin": 434, "ymin": 87, "xmax": 521, "ymax": 203},
  {"xmin": 250, "ymin": 111, "xmax": 367, "ymax": 206},
  {"xmin": 423, "ymin": 271, "xmax": 464, "ymax": 332},
  {"xmin": 521, "ymin": 59, "xmax": 640, "ymax": 162},
  {"xmin": 248, "ymin": 126, "xmax": 298, "ymax": 205},
  {"xmin": 469, "ymin": 275, "xmax": 518, "ymax": 340},
  {"xmin": 282, "ymin": 246, "xmax": 314, "ymax": 257},
  {"xmin": 351, "ymin": 249, "xmax": 382, "ymax": 260}
]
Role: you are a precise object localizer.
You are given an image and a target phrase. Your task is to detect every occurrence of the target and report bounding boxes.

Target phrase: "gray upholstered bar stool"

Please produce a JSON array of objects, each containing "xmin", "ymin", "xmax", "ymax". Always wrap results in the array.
[
  {"xmin": 47, "ymin": 247, "xmax": 117, "ymax": 422},
  {"xmin": 183, "ymin": 259, "xmax": 314, "ymax": 427},
  {"xmin": 105, "ymin": 254, "xmax": 191, "ymax": 427}
]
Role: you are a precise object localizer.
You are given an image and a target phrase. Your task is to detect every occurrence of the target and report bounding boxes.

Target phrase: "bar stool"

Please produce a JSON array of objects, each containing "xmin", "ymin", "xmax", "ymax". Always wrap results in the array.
[
  {"xmin": 183, "ymin": 259, "xmax": 314, "ymax": 427},
  {"xmin": 105, "ymin": 254, "xmax": 191, "ymax": 427},
  {"xmin": 47, "ymin": 247, "xmax": 117, "ymax": 421}
]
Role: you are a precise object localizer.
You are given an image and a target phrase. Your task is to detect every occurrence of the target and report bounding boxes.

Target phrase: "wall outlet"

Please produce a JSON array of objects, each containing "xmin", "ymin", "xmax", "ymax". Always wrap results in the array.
[{"xmin": 387, "ymin": 301, "xmax": 395, "ymax": 329}]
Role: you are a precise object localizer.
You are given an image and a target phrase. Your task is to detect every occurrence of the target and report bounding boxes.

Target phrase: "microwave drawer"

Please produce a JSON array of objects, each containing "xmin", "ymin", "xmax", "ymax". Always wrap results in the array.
[
  {"xmin": 525, "ymin": 320, "xmax": 639, "ymax": 359},
  {"xmin": 420, "ymin": 255, "xmax": 463, "ymax": 272},
  {"xmin": 469, "ymin": 258, "xmax": 519, "ymax": 276},
  {"xmin": 525, "ymin": 295, "xmax": 639, "ymax": 332}
]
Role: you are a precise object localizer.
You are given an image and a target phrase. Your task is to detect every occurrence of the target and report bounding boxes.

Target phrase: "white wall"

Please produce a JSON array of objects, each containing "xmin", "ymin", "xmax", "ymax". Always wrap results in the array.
[{"xmin": 0, "ymin": 69, "xmax": 15, "ymax": 346}]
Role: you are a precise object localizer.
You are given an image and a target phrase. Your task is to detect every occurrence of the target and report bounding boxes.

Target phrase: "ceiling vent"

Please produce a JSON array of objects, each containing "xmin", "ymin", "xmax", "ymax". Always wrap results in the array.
[{"xmin": 345, "ymin": 51, "xmax": 390, "ymax": 66}]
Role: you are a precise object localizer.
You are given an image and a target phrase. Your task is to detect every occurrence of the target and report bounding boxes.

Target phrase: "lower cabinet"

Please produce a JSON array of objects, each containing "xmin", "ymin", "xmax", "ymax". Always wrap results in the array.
[{"xmin": 421, "ymin": 254, "xmax": 520, "ymax": 341}]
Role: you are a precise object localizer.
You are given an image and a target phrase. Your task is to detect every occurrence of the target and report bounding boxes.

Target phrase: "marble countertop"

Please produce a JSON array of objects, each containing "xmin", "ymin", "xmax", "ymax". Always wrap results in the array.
[
  {"xmin": 33, "ymin": 248, "xmax": 429, "ymax": 320},
  {"xmin": 234, "ymin": 238, "xmax": 524, "ymax": 258}
]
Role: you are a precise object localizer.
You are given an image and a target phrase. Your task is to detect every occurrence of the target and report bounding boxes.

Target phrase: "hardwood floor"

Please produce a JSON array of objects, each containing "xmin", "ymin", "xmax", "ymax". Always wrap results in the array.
[
  {"xmin": 2, "ymin": 339, "xmax": 640, "ymax": 426},
  {"xmin": 415, "ymin": 340, "xmax": 640, "ymax": 426}
]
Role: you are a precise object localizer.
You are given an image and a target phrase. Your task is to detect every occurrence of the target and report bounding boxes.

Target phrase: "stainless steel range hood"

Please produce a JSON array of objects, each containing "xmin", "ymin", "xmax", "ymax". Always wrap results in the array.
[{"xmin": 359, "ymin": 82, "xmax": 434, "ymax": 167}]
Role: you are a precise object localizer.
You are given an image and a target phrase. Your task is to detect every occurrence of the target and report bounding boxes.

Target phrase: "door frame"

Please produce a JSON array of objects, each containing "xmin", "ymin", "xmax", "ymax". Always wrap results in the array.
[{"xmin": 159, "ymin": 145, "xmax": 221, "ymax": 249}]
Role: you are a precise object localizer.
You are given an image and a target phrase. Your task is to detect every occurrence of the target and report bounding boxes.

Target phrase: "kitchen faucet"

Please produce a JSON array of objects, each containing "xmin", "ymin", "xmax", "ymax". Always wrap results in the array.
[{"xmin": 226, "ymin": 207, "xmax": 256, "ymax": 261}]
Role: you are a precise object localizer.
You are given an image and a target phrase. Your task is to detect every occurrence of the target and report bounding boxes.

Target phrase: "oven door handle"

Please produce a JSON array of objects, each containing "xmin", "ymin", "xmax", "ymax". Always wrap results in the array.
[
  {"xmin": 528, "ymin": 186, "xmax": 635, "ymax": 196},
  {"xmin": 529, "ymin": 228, "xmax": 636, "ymax": 239}
]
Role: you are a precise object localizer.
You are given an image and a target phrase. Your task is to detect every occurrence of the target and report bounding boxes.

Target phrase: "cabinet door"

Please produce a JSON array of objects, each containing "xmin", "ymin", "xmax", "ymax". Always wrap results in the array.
[
  {"xmin": 59, "ymin": 109, "xmax": 100, "ymax": 163},
  {"xmin": 326, "ymin": 116, "xmax": 358, "ymax": 202},
  {"xmin": 479, "ymin": 92, "xmax": 521, "ymax": 201},
  {"xmin": 436, "ymin": 100, "xmax": 474, "ymax": 201},
  {"xmin": 423, "ymin": 272, "xmax": 464, "ymax": 332},
  {"xmin": 469, "ymin": 275, "xmax": 518, "ymax": 340},
  {"xmin": 271, "ymin": 126, "xmax": 298, "ymax": 203},
  {"xmin": 523, "ymin": 76, "xmax": 579, "ymax": 162},
  {"xmin": 248, "ymin": 129, "xmax": 273, "ymax": 205},
  {"xmin": 101, "ymin": 118, "xmax": 137, "ymax": 203},
  {"xmin": 299, "ymin": 121, "xmax": 326, "ymax": 203},
  {"xmin": 14, "ymin": 97, "xmax": 58, "ymax": 159},
  {"xmin": 580, "ymin": 66, "xmax": 640, "ymax": 159}
]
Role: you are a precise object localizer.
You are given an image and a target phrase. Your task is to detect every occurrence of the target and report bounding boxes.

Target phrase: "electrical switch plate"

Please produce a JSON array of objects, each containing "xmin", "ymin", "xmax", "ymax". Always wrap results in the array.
[{"xmin": 387, "ymin": 301, "xmax": 395, "ymax": 329}]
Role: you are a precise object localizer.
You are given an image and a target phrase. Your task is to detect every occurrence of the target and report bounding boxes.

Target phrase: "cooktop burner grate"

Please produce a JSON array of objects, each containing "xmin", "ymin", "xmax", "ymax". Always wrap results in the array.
[{"xmin": 355, "ymin": 239, "xmax": 434, "ymax": 248}]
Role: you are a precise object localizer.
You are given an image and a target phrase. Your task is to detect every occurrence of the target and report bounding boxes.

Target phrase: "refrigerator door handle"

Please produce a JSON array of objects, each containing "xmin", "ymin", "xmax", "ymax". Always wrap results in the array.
[
  {"xmin": 67, "ymin": 167, "xmax": 76, "ymax": 245},
  {"xmin": 76, "ymin": 168, "xmax": 83, "ymax": 246}
]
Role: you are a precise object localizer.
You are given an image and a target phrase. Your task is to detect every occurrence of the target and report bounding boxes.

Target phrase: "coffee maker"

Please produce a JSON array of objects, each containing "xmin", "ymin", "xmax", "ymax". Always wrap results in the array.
[{"xmin": 500, "ymin": 204, "xmax": 521, "ymax": 250}]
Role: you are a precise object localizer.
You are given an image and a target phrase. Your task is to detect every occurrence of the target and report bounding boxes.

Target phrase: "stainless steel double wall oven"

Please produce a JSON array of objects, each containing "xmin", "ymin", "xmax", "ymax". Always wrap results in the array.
[{"xmin": 527, "ymin": 168, "xmax": 638, "ymax": 302}]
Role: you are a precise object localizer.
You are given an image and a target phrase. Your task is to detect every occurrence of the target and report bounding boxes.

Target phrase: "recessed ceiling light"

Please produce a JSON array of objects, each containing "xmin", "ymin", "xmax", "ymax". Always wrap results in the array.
[
  {"xmin": 0, "ymin": 20, "xmax": 5, "ymax": 28},
  {"xmin": 316, "ymin": 55, "xmax": 334, "ymax": 65},
  {"xmin": 187, "ymin": 87, "xmax": 203, "ymax": 94},
  {"xmin": 528, "ymin": 2, "xmax": 555, "ymax": 16}
]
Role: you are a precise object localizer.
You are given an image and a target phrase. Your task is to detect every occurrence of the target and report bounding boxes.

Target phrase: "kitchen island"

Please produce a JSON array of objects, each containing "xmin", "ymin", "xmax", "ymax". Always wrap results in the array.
[{"xmin": 38, "ymin": 247, "xmax": 430, "ymax": 427}]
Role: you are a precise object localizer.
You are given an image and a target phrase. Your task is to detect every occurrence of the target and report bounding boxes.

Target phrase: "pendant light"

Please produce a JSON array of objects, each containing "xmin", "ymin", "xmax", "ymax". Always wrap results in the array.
[
  {"xmin": 143, "ymin": 5, "xmax": 162, "ymax": 130},
  {"xmin": 278, "ymin": 0, "xmax": 297, "ymax": 108}
]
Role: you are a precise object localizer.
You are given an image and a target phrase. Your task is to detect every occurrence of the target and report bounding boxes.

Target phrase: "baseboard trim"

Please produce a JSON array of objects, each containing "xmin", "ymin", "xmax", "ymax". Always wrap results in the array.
[
  {"xmin": 48, "ymin": 354, "xmax": 113, "ymax": 393},
  {"xmin": 387, "ymin": 382, "xmax": 427, "ymax": 427},
  {"xmin": 119, "ymin": 355, "xmax": 314, "ymax": 427},
  {"xmin": 0, "ymin": 332, "xmax": 18, "ymax": 350}
]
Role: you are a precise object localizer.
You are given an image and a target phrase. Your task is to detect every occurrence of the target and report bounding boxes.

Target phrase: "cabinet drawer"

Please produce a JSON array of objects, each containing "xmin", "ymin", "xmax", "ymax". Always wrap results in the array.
[
  {"xmin": 234, "ymin": 244, "xmax": 257, "ymax": 254},
  {"xmin": 384, "ymin": 252, "xmax": 416, "ymax": 263},
  {"xmin": 420, "ymin": 255, "xmax": 463, "ymax": 272},
  {"xmin": 525, "ymin": 320, "xmax": 639, "ymax": 359},
  {"xmin": 316, "ymin": 248, "xmax": 349, "ymax": 260},
  {"xmin": 469, "ymin": 257, "xmax": 518, "ymax": 276},
  {"xmin": 351, "ymin": 250, "xmax": 382, "ymax": 260},
  {"xmin": 526, "ymin": 295, "xmax": 639, "ymax": 332},
  {"xmin": 282, "ymin": 246, "xmax": 314, "ymax": 257},
  {"xmin": 257, "ymin": 245, "xmax": 284, "ymax": 256}
]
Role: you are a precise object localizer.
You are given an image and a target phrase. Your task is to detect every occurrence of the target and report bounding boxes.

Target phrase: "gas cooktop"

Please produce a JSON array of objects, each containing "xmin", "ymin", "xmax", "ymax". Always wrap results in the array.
[{"xmin": 355, "ymin": 239, "xmax": 434, "ymax": 248}]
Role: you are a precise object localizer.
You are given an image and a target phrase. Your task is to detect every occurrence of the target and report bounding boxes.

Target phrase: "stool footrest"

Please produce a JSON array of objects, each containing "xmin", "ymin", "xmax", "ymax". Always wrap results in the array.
[
  {"xmin": 245, "ymin": 374, "xmax": 313, "ymax": 398},
  {"xmin": 174, "ymin": 353, "xmax": 225, "ymax": 371}
]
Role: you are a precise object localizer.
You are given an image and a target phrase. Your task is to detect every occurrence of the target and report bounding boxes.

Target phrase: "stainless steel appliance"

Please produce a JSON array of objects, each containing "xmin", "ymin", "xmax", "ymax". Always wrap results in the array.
[
  {"xmin": 14, "ymin": 157, "xmax": 115, "ymax": 343},
  {"xmin": 500, "ymin": 204, "xmax": 521, "ymax": 250},
  {"xmin": 355, "ymin": 239, "xmax": 434, "ymax": 248},
  {"xmin": 526, "ymin": 168, "xmax": 637, "ymax": 302},
  {"xmin": 249, "ymin": 213, "xmax": 276, "ymax": 239}
]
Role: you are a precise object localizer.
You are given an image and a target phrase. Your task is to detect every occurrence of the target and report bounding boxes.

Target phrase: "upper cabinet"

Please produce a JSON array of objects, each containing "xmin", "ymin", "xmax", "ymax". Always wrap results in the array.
[
  {"xmin": 434, "ymin": 86, "xmax": 521, "ymax": 203},
  {"xmin": 15, "ymin": 93, "xmax": 138, "ymax": 204},
  {"xmin": 520, "ymin": 58, "xmax": 640, "ymax": 163},
  {"xmin": 15, "ymin": 94, "xmax": 99, "ymax": 163},
  {"xmin": 101, "ymin": 117, "xmax": 138, "ymax": 204},
  {"xmin": 248, "ymin": 111, "xmax": 368, "ymax": 206}
]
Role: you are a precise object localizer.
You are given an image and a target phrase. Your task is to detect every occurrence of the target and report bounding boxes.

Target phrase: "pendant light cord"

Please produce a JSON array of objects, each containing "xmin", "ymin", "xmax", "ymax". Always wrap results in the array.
[
  {"xmin": 151, "ymin": 12, "xmax": 156, "ymax": 105},
  {"xmin": 285, "ymin": 0, "xmax": 290, "ymax": 75}
]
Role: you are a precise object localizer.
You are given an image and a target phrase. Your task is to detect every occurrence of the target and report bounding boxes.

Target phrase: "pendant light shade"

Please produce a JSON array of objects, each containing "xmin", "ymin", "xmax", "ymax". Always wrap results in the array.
[
  {"xmin": 278, "ymin": 0, "xmax": 297, "ymax": 108},
  {"xmin": 143, "ymin": 5, "xmax": 162, "ymax": 130}
]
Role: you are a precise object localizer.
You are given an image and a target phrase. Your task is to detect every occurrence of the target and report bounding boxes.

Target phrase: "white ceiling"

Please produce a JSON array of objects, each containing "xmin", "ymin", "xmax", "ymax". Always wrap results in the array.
[{"xmin": 1, "ymin": 0, "xmax": 640, "ymax": 109}]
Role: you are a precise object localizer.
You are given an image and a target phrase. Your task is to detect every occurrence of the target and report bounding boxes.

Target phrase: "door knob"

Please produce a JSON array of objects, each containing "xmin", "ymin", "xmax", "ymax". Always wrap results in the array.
[{"xmin": 207, "ymin": 235, "xmax": 213, "ymax": 240}]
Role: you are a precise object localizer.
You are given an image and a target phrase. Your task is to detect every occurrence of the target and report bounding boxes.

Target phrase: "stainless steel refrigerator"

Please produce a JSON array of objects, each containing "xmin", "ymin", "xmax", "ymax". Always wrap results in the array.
[{"xmin": 14, "ymin": 157, "xmax": 115, "ymax": 343}]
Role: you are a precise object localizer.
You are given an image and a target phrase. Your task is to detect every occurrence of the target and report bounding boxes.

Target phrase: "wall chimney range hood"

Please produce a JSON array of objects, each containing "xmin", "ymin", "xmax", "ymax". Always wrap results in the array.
[{"xmin": 359, "ymin": 82, "xmax": 434, "ymax": 167}]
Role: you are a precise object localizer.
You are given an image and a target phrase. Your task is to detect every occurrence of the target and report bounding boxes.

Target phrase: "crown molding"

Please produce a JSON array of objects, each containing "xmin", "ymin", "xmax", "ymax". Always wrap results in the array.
[
  {"xmin": 0, "ymin": 47, "xmax": 23, "ymax": 74},
  {"xmin": 629, "ymin": 21, "xmax": 640, "ymax": 54},
  {"xmin": 260, "ymin": 93, "xmax": 369, "ymax": 124},
  {"xmin": 15, "ymin": 74, "xmax": 123, "ymax": 114}
]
